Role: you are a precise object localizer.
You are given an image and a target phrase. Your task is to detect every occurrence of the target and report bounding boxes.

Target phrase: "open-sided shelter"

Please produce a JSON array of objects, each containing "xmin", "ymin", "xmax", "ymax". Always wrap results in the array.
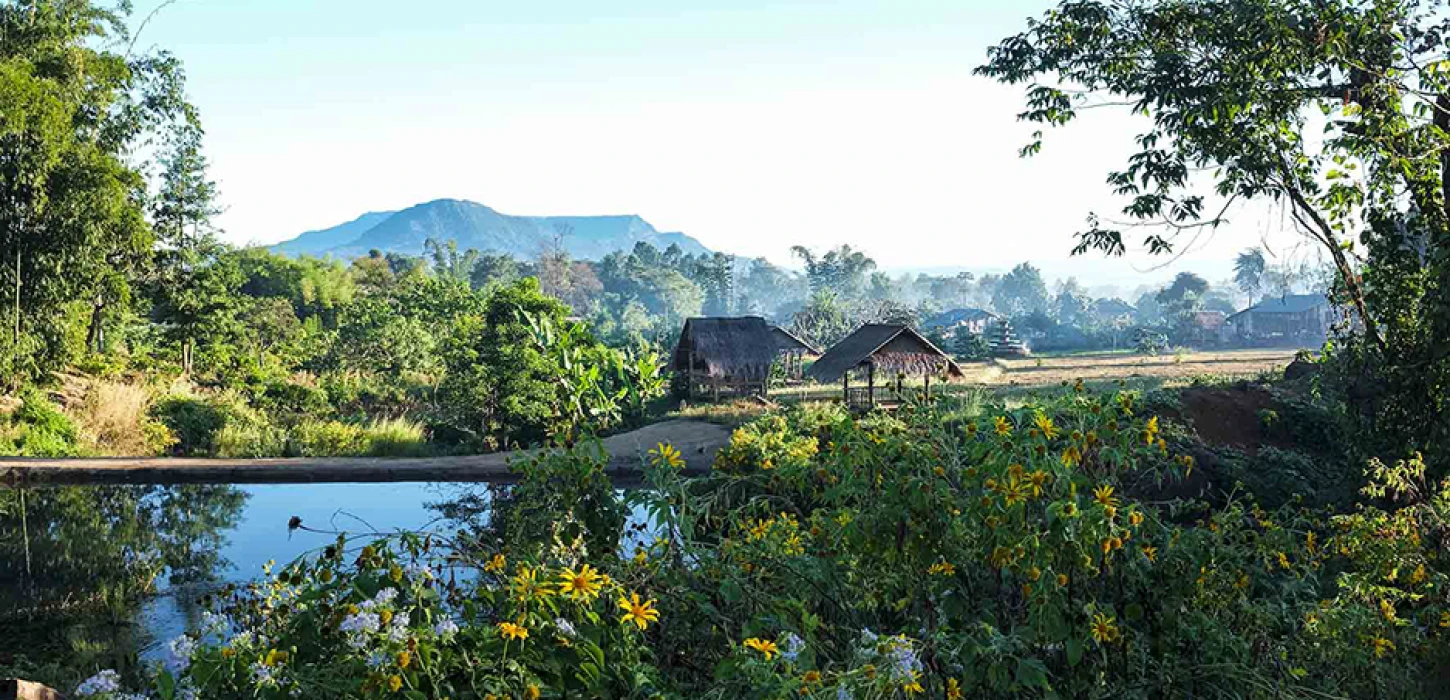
[
  {"xmin": 671, "ymin": 317, "xmax": 819, "ymax": 400},
  {"xmin": 806, "ymin": 324, "xmax": 964, "ymax": 410}
]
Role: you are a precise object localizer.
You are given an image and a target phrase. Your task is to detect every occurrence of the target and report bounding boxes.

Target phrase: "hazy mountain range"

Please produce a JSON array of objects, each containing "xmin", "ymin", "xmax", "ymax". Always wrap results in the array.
[{"xmin": 271, "ymin": 198, "xmax": 712, "ymax": 260}]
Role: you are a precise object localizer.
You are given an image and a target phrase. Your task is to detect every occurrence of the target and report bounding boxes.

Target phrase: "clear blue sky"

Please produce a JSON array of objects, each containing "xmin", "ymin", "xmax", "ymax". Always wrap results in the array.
[{"xmin": 137, "ymin": 0, "xmax": 1317, "ymax": 291}]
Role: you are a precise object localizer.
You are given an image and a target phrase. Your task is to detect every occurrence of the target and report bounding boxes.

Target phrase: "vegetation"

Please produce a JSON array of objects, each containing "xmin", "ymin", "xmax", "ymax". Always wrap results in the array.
[{"xmin": 38, "ymin": 390, "xmax": 1450, "ymax": 699}]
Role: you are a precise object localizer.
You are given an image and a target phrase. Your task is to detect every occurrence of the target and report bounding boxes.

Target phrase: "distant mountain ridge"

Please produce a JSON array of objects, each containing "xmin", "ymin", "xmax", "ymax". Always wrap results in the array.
[{"xmin": 270, "ymin": 199, "xmax": 711, "ymax": 261}]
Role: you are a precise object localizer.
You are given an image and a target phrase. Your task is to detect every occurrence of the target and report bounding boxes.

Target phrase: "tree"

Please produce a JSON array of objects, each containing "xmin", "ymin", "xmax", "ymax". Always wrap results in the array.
[
  {"xmin": 425, "ymin": 237, "xmax": 478, "ymax": 284},
  {"xmin": 991, "ymin": 263, "xmax": 1049, "ymax": 317},
  {"xmin": 0, "ymin": 1, "xmax": 185, "ymax": 381},
  {"xmin": 148, "ymin": 123, "xmax": 231, "ymax": 375},
  {"xmin": 1155, "ymin": 272, "xmax": 1210, "ymax": 316},
  {"xmin": 470, "ymin": 252, "xmax": 520, "ymax": 290},
  {"xmin": 978, "ymin": 0, "xmax": 1450, "ymax": 351},
  {"xmin": 1053, "ymin": 277, "xmax": 1093, "ymax": 326},
  {"xmin": 1234, "ymin": 248, "xmax": 1267, "ymax": 304},
  {"xmin": 790, "ymin": 245, "xmax": 876, "ymax": 300}
]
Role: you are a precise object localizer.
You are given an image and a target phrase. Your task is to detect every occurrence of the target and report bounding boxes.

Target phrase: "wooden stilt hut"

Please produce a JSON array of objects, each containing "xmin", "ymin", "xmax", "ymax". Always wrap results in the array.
[
  {"xmin": 672, "ymin": 317, "xmax": 816, "ymax": 401},
  {"xmin": 806, "ymin": 324, "xmax": 964, "ymax": 411},
  {"xmin": 769, "ymin": 325, "xmax": 821, "ymax": 381}
]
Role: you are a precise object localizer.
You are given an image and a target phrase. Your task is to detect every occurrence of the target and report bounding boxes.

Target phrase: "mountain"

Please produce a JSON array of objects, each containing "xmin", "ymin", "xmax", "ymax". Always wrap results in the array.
[
  {"xmin": 270, "ymin": 211, "xmax": 396, "ymax": 257},
  {"xmin": 270, "ymin": 199, "xmax": 712, "ymax": 261}
]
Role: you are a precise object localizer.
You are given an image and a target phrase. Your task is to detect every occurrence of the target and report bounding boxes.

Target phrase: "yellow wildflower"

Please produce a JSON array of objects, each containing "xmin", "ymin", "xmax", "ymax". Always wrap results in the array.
[
  {"xmin": 1093, "ymin": 484, "xmax": 1118, "ymax": 508},
  {"xmin": 1411, "ymin": 564, "xmax": 1427, "ymax": 585},
  {"xmin": 1143, "ymin": 415, "xmax": 1159, "ymax": 444},
  {"xmin": 1061, "ymin": 445, "xmax": 1082, "ymax": 468},
  {"xmin": 1034, "ymin": 412, "xmax": 1060, "ymax": 439},
  {"xmin": 397, "ymin": 650, "xmax": 411, "ymax": 669},
  {"xmin": 379, "ymin": 610, "xmax": 394, "ymax": 626},
  {"xmin": 1002, "ymin": 478, "xmax": 1029, "ymax": 507},
  {"xmin": 525, "ymin": 684, "xmax": 541, "ymax": 700},
  {"xmin": 263, "ymin": 649, "xmax": 289, "ymax": 667},
  {"xmin": 902, "ymin": 673, "xmax": 925, "ymax": 695},
  {"xmin": 928, "ymin": 561, "xmax": 956, "ymax": 577},
  {"xmin": 801, "ymin": 670, "xmax": 822, "ymax": 688},
  {"xmin": 1057, "ymin": 573, "xmax": 1069, "ymax": 587},
  {"xmin": 947, "ymin": 678, "xmax": 964, "ymax": 700},
  {"xmin": 512, "ymin": 566, "xmax": 552, "ymax": 602},
  {"xmin": 1439, "ymin": 612, "xmax": 1450, "ymax": 628},
  {"xmin": 993, "ymin": 415, "xmax": 1012, "ymax": 436},
  {"xmin": 484, "ymin": 553, "xmax": 506, "ymax": 573},
  {"xmin": 388, "ymin": 675, "xmax": 403, "ymax": 692},
  {"xmin": 1278, "ymin": 552, "xmax": 1291, "ymax": 569},
  {"xmin": 390, "ymin": 564, "xmax": 404, "ymax": 582},
  {"xmin": 557, "ymin": 564, "xmax": 605, "ymax": 601},
  {"xmin": 1380, "ymin": 599, "xmax": 1397, "ymax": 622},
  {"xmin": 497, "ymin": 622, "xmax": 529, "ymax": 641},
  {"xmin": 1129, "ymin": 511, "xmax": 1144, "ymax": 527},
  {"xmin": 1372, "ymin": 636, "xmax": 1395, "ymax": 658},
  {"xmin": 744, "ymin": 637, "xmax": 779, "ymax": 660},
  {"xmin": 1028, "ymin": 470, "xmax": 1049, "ymax": 496},
  {"xmin": 649, "ymin": 442, "xmax": 685, "ymax": 469},
  {"xmin": 618, "ymin": 592, "xmax": 660, "ymax": 630},
  {"xmin": 1090, "ymin": 613, "xmax": 1120, "ymax": 644},
  {"xmin": 1142, "ymin": 546, "xmax": 1158, "ymax": 563}
]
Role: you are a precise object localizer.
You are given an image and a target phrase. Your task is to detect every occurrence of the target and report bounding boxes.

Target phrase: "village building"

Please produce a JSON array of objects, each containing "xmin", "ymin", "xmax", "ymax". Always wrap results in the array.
[
  {"xmin": 1225, "ymin": 294, "xmax": 1333, "ymax": 345},
  {"xmin": 924, "ymin": 307, "xmax": 999, "ymax": 338},
  {"xmin": 671, "ymin": 316, "xmax": 819, "ymax": 400},
  {"xmin": 806, "ymin": 324, "xmax": 964, "ymax": 410}
]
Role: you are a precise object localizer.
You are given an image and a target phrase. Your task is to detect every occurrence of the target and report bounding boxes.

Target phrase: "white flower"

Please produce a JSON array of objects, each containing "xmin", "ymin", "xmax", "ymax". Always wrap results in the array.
[
  {"xmin": 367, "ymin": 651, "xmax": 389, "ymax": 670},
  {"xmin": 554, "ymin": 617, "xmax": 577, "ymax": 638},
  {"xmin": 781, "ymin": 632, "xmax": 804, "ymax": 662},
  {"xmin": 405, "ymin": 563, "xmax": 434, "ymax": 580},
  {"xmin": 251, "ymin": 662, "xmax": 279, "ymax": 687},
  {"xmin": 373, "ymin": 587, "xmax": 399, "ymax": 606},
  {"xmin": 339, "ymin": 611, "xmax": 381, "ymax": 635},
  {"xmin": 164, "ymin": 634, "xmax": 196, "ymax": 675},
  {"xmin": 76, "ymin": 669, "xmax": 121, "ymax": 696},
  {"xmin": 387, "ymin": 613, "xmax": 410, "ymax": 642},
  {"xmin": 434, "ymin": 618, "xmax": 460, "ymax": 639}
]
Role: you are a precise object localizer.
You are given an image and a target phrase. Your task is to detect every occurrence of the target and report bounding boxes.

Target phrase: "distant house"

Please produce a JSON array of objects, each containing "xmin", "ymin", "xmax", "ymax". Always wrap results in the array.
[
  {"xmin": 671, "ymin": 317, "xmax": 819, "ymax": 400},
  {"xmin": 925, "ymin": 308, "xmax": 999, "ymax": 337},
  {"xmin": 1225, "ymin": 294, "xmax": 1333, "ymax": 344},
  {"xmin": 807, "ymin": 324, "xmax": 964, "ymax": 410},
  {"xmin": 1186, "ymin": 310, "xmax": 1228, "ymax": 345}
]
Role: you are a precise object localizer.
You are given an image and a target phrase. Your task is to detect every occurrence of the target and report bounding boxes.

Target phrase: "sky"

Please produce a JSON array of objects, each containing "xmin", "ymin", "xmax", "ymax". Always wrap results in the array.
[{"xmin": 137, "ymin": 0, "xmax": 1321, "ymax": 290}]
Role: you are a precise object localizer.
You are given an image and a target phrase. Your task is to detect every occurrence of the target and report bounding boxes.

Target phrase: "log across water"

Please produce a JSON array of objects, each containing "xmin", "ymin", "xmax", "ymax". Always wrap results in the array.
[{"xmin": 0, "ymin": 420, "xmax": 729, "ymax": 487}]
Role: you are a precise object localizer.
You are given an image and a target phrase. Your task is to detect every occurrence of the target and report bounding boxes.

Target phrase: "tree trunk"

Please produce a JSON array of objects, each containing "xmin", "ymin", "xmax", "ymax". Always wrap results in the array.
[
  {"xmin": 86, "ymin": 297, "xmax": 105, "ymax": 354},
  {"xmin": 1283, "ymin": 180, "xmax": 1386, "ymax": 353}
]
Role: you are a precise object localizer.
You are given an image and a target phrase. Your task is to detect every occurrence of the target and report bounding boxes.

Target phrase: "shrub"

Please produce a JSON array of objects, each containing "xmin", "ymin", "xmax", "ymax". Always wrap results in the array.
[
  {"xmin": 150, "ymin": 395, "xmax": 230, "ymax": 456},
  {"xmin": 0, "ymin": 389, "xmax": 81, "ymax": 457},
  {"xmin": 73, "ymin": 380, "xmax": 175, "ymax": 456}
]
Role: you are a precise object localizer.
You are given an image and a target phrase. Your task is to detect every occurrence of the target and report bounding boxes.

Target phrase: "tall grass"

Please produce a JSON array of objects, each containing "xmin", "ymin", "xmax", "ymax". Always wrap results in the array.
[
  {"xmin": 290, "ymin": 417, "xmax": 430, "ymax": 457},
  {"xmin": 73, "ymin": 380, "xmax": 174, "ymax": 456}
]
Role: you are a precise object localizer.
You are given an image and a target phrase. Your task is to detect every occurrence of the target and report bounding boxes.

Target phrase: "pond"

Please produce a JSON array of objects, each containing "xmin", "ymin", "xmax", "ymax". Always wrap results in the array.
[{"xmin": 0, "ymin": 481, "xmax": 654, "ymax": 675}]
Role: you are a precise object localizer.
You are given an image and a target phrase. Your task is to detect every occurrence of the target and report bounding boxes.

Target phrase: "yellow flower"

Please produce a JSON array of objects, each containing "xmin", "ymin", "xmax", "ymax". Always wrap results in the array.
[
  {"xmin": 1142, "ymin": 546, "xmax": 1158, "ymax": 563},
  {"xmin": 1002, "ymin": 478, "xmax": 1029, "ymax": 507},
  {"xmin": 263, "ymin": 648, "xmax": 289, "ymax": 667},
  {"xmin": 902, "ymin": 673, "xmax": 925, "ymax": 695},
  {"xmin": 1093, "ymin": 484, "xmax": 1118, "ymax": 508},
  {"xmin": 484, "ymin": 553, "xmax": 506, "ymax": 573},
  {"xmin": 947, "ymin": 678, "xmax": 964, "ymax": 700},
  {"xmin": 1090, "ymin": 612, "xmax": 1120, "ymax": 644},
  {"xmin": 1028, "ymin": 470, "xmax": 1049, "ymax": 496},
  {"xmin": 390, "ymin": 564, "xmax": 404, "ymax": 582},
  {"xmin": 1380, "ymin": 599, "xmax": 1397, "ymax": 622},
  {"xmin": 801, "ymin": 670, "xmax": 822, "ymax": 688},
  {"xmin": 1033, "ymin": 412, "xmax": 1060, "ymax": 439},
  {"xmin": 388, "ymin": 675, "xmax": 403, "ymax": 692},
  {"xmin": 618, "ymin": 592, "xmax": 660, "ymax": 630},
  {"xmin": 220, "ymin": 647, "xmax": 235, "ymax": 659},
  {"xmin": 557, "ymin": 564, "xmax": 604, "ymax": 601},
  {"xmin": 744, "ymin": 637, "xmax": 779, "ymax": 659},
  {"xmin": 1277, "ymin": 552, "xmax": 1291, "ymax": 569},
  {"xmin": 497, "ymin": 622, "xmax": 530, "ymax": 641},
  {"xmin": 1056, "ymin": 573, "xmax": 1069, "ymax": 587},
  {"xmin": 1372, "ymin": 636, "xmax": 1395, "ymax": 658},
  {"xmin": 993, "ymin": 415, "xmax": 1012, "ymax": 436},
  {"xmin": 1411, "ymin": 564, "xmax": 1427, "ymax": 585},
  {"xmin": 928, "ymin": 561, "xmax": 956, "ymax": 577},
  {"xmin": 1305, "ymin": 531, "xmax": 1318, "ymax": 554},
  {"xmin": 1144, "ymin": 415, "xmax": 1159, "ymax": 444},
  {"xmin": 1129, "ymin": 511, "xmax": 1144, "ymax": 527},
  {"xmin": 1061, "ymin": 445, "xmax": 1082, "ymax": 468},
  {"xmin": 649, "ymin": 442, "xmax": 685, "ymax": 469},
  {"xmin": 1439, "ymin": 612, "xmax": 1450, "ymax": 628},
  {"xmin": 512, "ymin": 566, "xmax": 553, "ymax": 602},
  {"xmin": 525, "ymin": 684, "xmax": 541, "ymax": 700},
  {"xmin": 379, "ymin": 609, "xmax": 394, "ymax": 626},
  {"xmin": 397, "ymin": 650, "xmax": 411, "ymax": 669}
]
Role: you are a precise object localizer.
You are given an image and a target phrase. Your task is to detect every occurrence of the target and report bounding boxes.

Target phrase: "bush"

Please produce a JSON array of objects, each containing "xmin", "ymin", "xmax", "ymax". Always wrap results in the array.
[
  {"xmin": 73, "ymin": 380, "xmax": 175, "ymax": 456},
  {"xmin": 150, "ymin": 395, "xmax": 231, "ymax": 456},
  {"xmin": 69, "ymin": 391, "xmax": 1450, "ymax": 699},
  {"xmin": 0, "ymin": 389, "xmax": 81, "ymax": 457}
]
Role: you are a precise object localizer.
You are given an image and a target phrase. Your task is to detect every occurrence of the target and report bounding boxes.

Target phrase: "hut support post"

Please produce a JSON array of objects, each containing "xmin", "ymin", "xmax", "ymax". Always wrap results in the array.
[
  {"xmin": 924, "ymin": 371, "xmax": 930, "ymax": 398},
  {"xmin": 842, "ymin": 371, "xmax": 849, "ymax": 404},
  {"xmin": 867, "ymin": 362, "xmax": 875, "ymax": 407}
]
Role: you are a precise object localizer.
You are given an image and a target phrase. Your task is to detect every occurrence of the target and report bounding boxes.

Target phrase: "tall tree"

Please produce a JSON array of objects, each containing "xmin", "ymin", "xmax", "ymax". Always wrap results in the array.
[
  {"xmin": 991, "ymin": 262, "xmax": 1050, "ymax": 317},
  {"xmin": 1234, "ymin": 248, "xmax": 1268, "ymax": 305}
]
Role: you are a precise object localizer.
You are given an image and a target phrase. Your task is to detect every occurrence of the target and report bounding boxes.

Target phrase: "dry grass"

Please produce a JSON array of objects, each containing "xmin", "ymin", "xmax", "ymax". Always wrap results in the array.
[{"xmin": 71, "ymin": 379, "xmax": 171, "ymax": 457}]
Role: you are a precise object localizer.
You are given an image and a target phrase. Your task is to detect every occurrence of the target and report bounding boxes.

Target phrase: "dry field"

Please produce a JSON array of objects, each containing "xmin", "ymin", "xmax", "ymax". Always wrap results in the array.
[
  {"xmin": 767, "ymin": 348, "xmax": 1303, "ymax": 404},
  {"xmin": 963, "ymin": 348, "xmax": 1302, "ymax": 389}
]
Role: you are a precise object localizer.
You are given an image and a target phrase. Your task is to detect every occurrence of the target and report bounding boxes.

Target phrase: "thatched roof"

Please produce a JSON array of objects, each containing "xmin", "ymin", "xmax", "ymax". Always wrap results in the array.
[
  {"xmin": 806, "ymin": 324, "xmax": 964, "ymax": 383},
  {"xmin": 770, "ymin": 326, "xmax": 822, "ymax": 356},
  {"xmin": 671, "ymin": 317, "xmax": 786, "ymax": 381}
]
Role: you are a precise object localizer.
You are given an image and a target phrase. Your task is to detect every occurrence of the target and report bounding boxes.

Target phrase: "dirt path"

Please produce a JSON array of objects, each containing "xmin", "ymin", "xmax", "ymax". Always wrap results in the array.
[{"xmin": 0, "ymin": 419, "xmax": 733, "ymax": 487}]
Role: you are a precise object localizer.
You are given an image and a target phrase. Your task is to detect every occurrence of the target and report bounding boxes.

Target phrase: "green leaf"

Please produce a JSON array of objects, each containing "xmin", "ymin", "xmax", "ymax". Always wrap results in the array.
[
  {"xmin": 1015, "ymin": 657, "xmax": 1050, "ymax": 688},
  {"xmin": 1067, "ymin": 637, "xmax": 1084, "ymax": 667}
]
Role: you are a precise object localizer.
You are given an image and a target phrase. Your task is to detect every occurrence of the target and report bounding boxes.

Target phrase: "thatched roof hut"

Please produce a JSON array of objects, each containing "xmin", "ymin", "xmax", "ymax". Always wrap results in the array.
[
  {"xmin": 807, "ymin": 324, "xmax": 964, "ymax": 384},
  {"xmin": 672, "ymin": 317, "xmax": 817, "ymax": 398}
]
